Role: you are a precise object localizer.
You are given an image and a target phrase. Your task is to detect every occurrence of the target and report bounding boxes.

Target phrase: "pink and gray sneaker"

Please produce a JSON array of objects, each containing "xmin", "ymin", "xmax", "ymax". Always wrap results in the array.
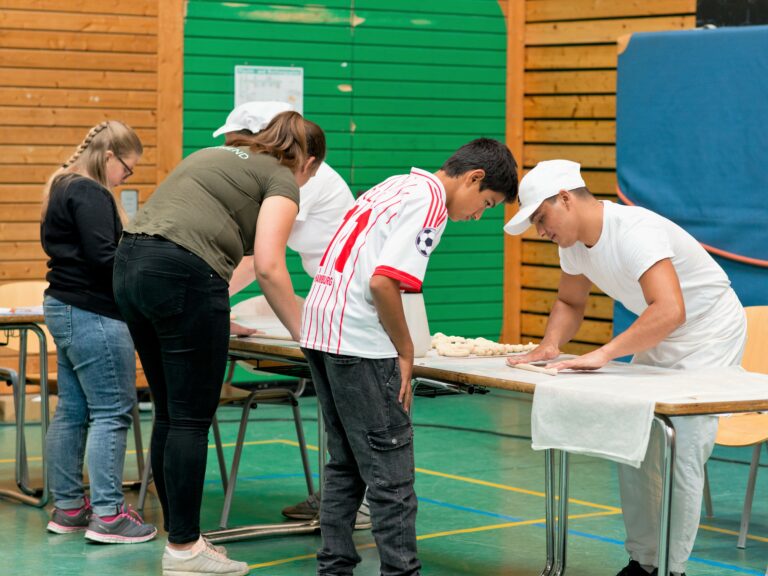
[
  {"xmin": 84, "ymin": 504, "xmax": 157, "ymax": 544},
  {"xmin": 47, "ymin": 499, "xmax": 92, "ymax": 534}
]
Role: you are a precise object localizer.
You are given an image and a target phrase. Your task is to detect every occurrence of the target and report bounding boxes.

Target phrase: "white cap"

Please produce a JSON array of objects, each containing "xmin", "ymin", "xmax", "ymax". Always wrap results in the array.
[
  {"xmin": 212, "ymin": 101, "xmax": 295, "ymax": 138},
  {"xmin": 503, "ymin": 160, "xmax": 585, "ymax": 235}
]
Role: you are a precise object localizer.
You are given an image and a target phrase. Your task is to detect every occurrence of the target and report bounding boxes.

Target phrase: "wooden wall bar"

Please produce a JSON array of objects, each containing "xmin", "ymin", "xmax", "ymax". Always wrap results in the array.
[
  {"xmin": 503, "ymin": 0, "xmax": 696, "ymax": 351},
  {"xmin": 0, "ymin": 0, "xmax": 183, "ymax": 388}
]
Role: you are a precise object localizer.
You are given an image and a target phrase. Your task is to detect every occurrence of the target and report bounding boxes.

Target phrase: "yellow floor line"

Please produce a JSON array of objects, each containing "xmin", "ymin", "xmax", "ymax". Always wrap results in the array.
[
  {"xmin": 413, "ymin": 467, "xmax": 621, "ymax": 512},
  {"xmin": 249, "ymin": 551, "xmax": 329, "ymax": 569},
  {"xmin": 699, "ymin": 523, "xmax": 768, "ymax": 543},
  {"xmin": 248, "ymin": 510, "xmax": 620, "ymax": 569},
  {"xmin": 417, "ymin": 510, "xmax": 619, "ymax": 541},
  {"xmin": 0, "ymin": 456, "xmax": 38, "ymax": 464}
]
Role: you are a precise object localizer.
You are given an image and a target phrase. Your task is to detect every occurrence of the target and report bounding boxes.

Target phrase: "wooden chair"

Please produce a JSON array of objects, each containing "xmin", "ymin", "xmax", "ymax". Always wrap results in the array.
[
  {"xmin": 703, "ymin": 305, "xmax": 768, "ymax": 548},
  {"xmin": 0, "ymin": 281, "xmax": 145, "ymax": 492}
]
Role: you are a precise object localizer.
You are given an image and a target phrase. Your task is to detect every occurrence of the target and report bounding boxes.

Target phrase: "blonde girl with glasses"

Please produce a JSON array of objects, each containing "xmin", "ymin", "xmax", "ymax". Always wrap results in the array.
[{"xmin": 41, "ymin": 121, "xmax": 157, "ymax": 544}]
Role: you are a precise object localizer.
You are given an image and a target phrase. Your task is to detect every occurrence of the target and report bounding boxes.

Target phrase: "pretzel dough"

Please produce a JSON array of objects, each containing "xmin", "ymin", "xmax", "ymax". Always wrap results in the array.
[
  {"xmin": 436, "ymin": 344, "xmax": 472, "ymax": 357},
  {"xmin": 432, "ymin": 333, "xmax": 538, "ymax": 357}
]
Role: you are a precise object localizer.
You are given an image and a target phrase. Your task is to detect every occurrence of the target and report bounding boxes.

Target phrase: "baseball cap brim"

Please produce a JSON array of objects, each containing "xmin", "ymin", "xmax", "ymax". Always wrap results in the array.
[
  {"xmin": 503, "ymin": 200, "xmax": 543, "ymax": 235},
  {"xmin": 212, "ymin": 122, "xmax": 243, "ymax": 139}
]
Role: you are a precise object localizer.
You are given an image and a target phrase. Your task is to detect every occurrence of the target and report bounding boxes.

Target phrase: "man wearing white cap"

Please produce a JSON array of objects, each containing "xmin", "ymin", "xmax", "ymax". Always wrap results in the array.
[
  {"xmin": 505, "ymin": 160, "xmax": 746, "ymax": 576},
  {"xmin": 213, "ymin": 102, "xmax": 369, "ymax": 527}
]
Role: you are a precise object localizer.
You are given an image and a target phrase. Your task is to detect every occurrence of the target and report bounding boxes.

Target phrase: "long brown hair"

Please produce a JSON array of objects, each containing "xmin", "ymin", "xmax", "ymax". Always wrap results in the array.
[
  {"xmin": 227, "ymin": 111, "xmax": 326, "ymax": 172},
  {"xmin": 41, "ymin": 120, "xmax": 143, "ymax": 224}
]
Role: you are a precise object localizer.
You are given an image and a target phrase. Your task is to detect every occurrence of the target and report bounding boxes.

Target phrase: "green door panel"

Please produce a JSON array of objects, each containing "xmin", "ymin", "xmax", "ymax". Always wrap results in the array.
[{"xmin": 183, "ymin": 0, "xmax": 509, "ymax": 372}]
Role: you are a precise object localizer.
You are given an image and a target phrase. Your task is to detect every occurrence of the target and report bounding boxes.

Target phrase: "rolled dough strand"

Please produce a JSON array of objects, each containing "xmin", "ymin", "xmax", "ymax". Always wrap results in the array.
[{"xmin": 509, "ymin": 363, "xmax": 558, "ymax": 376}]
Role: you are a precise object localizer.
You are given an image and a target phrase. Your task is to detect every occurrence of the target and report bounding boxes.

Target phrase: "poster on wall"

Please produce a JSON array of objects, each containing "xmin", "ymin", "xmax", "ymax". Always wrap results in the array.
[{"xmin": 234, "ymin": 65, "xmax": 304, "ymax": 113}]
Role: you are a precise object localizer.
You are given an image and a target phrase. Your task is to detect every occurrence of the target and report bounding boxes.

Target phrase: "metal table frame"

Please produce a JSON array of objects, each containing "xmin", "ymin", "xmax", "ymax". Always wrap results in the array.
[
  {"xmin": 0, "ymin": 316, "xmax": 49, "ymax": 507},
  {"xmin": 214, "ymin": 338, "xmax": 766, "ymax": 575},
  {"xmin": 204, "ymin": 346, "xmax": 322, "ymax": 543}
]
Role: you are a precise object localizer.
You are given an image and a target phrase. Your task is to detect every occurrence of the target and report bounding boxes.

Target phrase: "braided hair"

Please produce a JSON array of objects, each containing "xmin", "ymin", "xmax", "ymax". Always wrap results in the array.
[{"xmin": 41, "ymin": 120, "xmax": 142, "ymax": 224}]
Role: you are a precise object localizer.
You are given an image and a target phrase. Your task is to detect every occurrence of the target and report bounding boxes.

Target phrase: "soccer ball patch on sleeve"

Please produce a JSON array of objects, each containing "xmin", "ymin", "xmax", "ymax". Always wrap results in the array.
[{"xmin": 415, "ymin": 227, "xmax": 437, "ymax": 257}]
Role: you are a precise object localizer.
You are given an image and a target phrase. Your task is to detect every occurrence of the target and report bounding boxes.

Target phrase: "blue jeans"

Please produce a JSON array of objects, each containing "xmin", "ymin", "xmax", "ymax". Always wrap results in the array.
[
  {"xmin": 44, "ymin": 295, "xmax": 136, "ymax": 517},
  {"xmin": 113, "ymin": 234, "xmax": 230, "ymax": 544},
  {"xmin": 302, "ymin": 348, "xmax": 421, "ymax": 576}
]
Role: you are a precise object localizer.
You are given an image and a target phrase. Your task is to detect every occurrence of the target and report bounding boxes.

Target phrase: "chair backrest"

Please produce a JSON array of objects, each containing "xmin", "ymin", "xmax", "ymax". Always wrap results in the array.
[
  {"xmin": 0, "ymin": 281, "xmax": 53, "ymax": 355},
  {"xmin": 714, "ymin": 306, "xmax": 768, "ymax": 447},
  {"xmin": 742, "ymin": 306, "xmax": 768, "ymax": 374}
]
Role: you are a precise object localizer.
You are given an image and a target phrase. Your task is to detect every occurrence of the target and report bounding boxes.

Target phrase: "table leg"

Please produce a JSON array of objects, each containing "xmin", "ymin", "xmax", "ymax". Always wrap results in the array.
[
  {"xmin": 654, "ymin": 415, "xmax": 676, "ymax": 576},
  {"xmin": 318, "ymin": 400, "xmax": 327, "ymax": 497},
  {"xmin": 539, "ymin": 449, "xmax": 556, "ymax": 576},
  {"xmin": 0, "ymin": 324, "xmax": 49, "ymax": 507},
  {"xmin": 553, "ymin": 450, "xmax": 570, "ymax": 576},
  {"xmin": 203, "ymin": 377, "xmax": 327, "ymax": 543}
]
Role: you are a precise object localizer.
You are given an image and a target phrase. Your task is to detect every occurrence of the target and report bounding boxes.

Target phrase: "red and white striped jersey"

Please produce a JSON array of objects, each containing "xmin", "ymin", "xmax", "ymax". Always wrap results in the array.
[{"xmin": 300, "ymin": 167, "xmax": 448, "ymax": 358}]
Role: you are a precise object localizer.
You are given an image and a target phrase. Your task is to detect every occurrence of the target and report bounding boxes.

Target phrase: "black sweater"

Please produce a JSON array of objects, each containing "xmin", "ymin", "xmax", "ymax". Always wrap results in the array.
[{"xmin": 41, "ymin": 175, "xmax": 124, "ymax": 320}]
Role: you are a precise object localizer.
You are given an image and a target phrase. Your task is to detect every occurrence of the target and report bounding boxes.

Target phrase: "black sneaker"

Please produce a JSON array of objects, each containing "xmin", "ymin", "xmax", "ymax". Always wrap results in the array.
[
  {"xmin": 281, "ymin": 493, "xmax": 319, "ymax": 520},
  {"xmin": 615, "ymin": 560, "xmax": 686, "ymax": 576},
  {"xmin": 281, "ymin": 494, "xmax": 371, "ymax": 530},
  {"xmin": 617, "ymin": 560, "xmax": 653, "ymax": 576},
  {"xmin": 47, "ymin": 500, "xmax": 92, "ymax": 534},
  {"xmin": 84, "ymin": 504, "xmax": 157, "ymax": 544}
]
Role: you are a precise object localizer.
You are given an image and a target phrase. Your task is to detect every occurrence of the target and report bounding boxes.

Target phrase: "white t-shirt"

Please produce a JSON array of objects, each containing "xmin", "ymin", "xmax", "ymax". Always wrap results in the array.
[
  {"xmin": 559, "ymin": 201, "xmax": 731, "ymax": 326},
  {"xmin": 300, "ymin": 167, "xmax": 448, "ymax": 358},
  {"xmin": 288, "ymin": 162, "xmax": 354, "ymax": 277}
]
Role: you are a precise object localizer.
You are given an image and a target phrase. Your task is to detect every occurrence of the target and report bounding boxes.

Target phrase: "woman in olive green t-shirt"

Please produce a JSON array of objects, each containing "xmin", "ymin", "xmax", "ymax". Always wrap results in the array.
[{"xmin": 113, "ymin": 112, "xmax": 325, "ymax": 576}]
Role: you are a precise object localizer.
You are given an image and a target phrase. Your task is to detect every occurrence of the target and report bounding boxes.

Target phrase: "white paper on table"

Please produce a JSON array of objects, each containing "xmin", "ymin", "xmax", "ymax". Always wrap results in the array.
[
  {"xmin": 0, "ymin": 306, "xmax": 44, "ymax": 316},
  {"xmin": 531, "ymin": 365, "xmax": 768, "ymax": 468},
  {"xmin": 230, "ymin": 296, "xmax": 298, "ymax": 340}
]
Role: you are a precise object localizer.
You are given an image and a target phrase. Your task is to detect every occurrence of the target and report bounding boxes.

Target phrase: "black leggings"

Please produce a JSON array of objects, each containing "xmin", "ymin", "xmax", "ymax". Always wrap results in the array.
[{"xmin": 114, "ymin": 234, "xmax": 230, "ymax": 544}]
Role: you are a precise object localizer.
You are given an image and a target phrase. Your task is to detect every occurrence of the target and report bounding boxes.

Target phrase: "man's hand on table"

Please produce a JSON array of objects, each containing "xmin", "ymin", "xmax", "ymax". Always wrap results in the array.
[
  {"xmin": 229, "ymin": 321, "xmax": 263, "ymax": 338},
  {"xmin": 506, "ymin": 343, "xmax": 560, "ymax": 368},
  {"xmin": 546, "ymin": 348, "xmax": 611, "ymax": 372}
]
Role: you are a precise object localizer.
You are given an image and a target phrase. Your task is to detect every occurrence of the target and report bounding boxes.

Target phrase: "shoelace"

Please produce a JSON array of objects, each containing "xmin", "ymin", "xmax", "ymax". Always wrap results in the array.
[
  {"xmin": 203, "ymin": 537, "xmax": 227, "ymax": 557},
  {"xmin": 117, "ymin": 504, "xmax": 145, "ymax": 526},
  {"xmin": 202, "ymin": 540, "xmax": 229, "ymax": 562}
]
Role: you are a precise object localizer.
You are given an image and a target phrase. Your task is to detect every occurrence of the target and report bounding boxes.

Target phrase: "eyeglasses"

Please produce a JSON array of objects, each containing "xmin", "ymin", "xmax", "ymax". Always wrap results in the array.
[{"xmin": 115, "ymin": 155, "xmax": 134, "ymax": 179}]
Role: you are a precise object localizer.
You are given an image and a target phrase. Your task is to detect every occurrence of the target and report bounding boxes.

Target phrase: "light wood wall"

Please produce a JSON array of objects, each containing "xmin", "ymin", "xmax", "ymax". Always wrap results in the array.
[
  {"xmin": 503, "ymin": 0, "xmax": 696, "ymax": 352},
  {"xmin": 0, "ymin": 0, "xmax": 183, "ymax": 385}
]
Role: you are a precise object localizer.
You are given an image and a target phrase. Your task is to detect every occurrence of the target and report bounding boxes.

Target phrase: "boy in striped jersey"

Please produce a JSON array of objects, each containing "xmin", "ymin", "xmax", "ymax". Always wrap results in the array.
[{"xmin": 300, "ymin": 138, "xmax": 518, "ymax": 576}]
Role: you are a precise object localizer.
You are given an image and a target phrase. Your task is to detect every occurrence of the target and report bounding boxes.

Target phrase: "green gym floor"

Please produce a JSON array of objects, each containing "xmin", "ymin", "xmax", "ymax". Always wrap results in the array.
[{"xmin": 1, "ymin": 390, "xmax": 766, "ymax": 575}]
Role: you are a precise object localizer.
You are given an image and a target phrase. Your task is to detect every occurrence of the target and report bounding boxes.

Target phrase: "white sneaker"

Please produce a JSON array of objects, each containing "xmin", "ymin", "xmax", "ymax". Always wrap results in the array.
[
  {"xmin": 162, "ymin": 543, "xmax": 249, "ymax": 576},
  {"xmin": 203, "ymin": 537, "xmax": 228, "ymax": 557}
]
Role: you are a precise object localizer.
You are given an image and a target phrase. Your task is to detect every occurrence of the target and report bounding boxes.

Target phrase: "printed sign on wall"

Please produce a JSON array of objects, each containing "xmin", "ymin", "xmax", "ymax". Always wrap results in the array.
[{"xmin": 235, "ymin": 65, "xmax": 304, "ymax": 113}]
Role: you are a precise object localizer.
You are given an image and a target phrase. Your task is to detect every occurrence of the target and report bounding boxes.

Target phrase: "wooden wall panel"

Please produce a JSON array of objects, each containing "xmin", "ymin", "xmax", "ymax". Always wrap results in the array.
[
  {"xmin": 503, "ymin": 0, "xmax": 696, "ymax": 351},
  {"xmin": 501, "ymin": 0, "xmax": 525, "ymax": 343},
  {"xmin": 0, "ymin": 0, "xmax": 182, "ymax": 390},
  {"xmin": 526, "ymin": 0, "xmax": 694, "ymax": 22}
]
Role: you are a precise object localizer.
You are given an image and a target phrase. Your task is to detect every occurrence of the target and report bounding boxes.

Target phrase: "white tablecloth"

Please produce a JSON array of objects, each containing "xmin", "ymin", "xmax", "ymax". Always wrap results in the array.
[
  {"xmin": 413, "ymin": 353, "xmax": 768, "ymax": 467},
  {"xmin": 531, "ymin": 365, "xmax": 768, "ymax": 467}
]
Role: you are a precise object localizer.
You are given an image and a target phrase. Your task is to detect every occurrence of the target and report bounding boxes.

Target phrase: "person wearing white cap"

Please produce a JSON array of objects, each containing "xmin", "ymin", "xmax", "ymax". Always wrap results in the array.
[
  {"xmin": 505, "ymin": 160, "xmax": 746, "ymax": 576},
  {"xmin": 215, "ymin": 101, "xmax": 355, "ymax": 284},
  {"xmin": 213, "ymin": 102, "xmax": 367, "ymax": 527}
]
